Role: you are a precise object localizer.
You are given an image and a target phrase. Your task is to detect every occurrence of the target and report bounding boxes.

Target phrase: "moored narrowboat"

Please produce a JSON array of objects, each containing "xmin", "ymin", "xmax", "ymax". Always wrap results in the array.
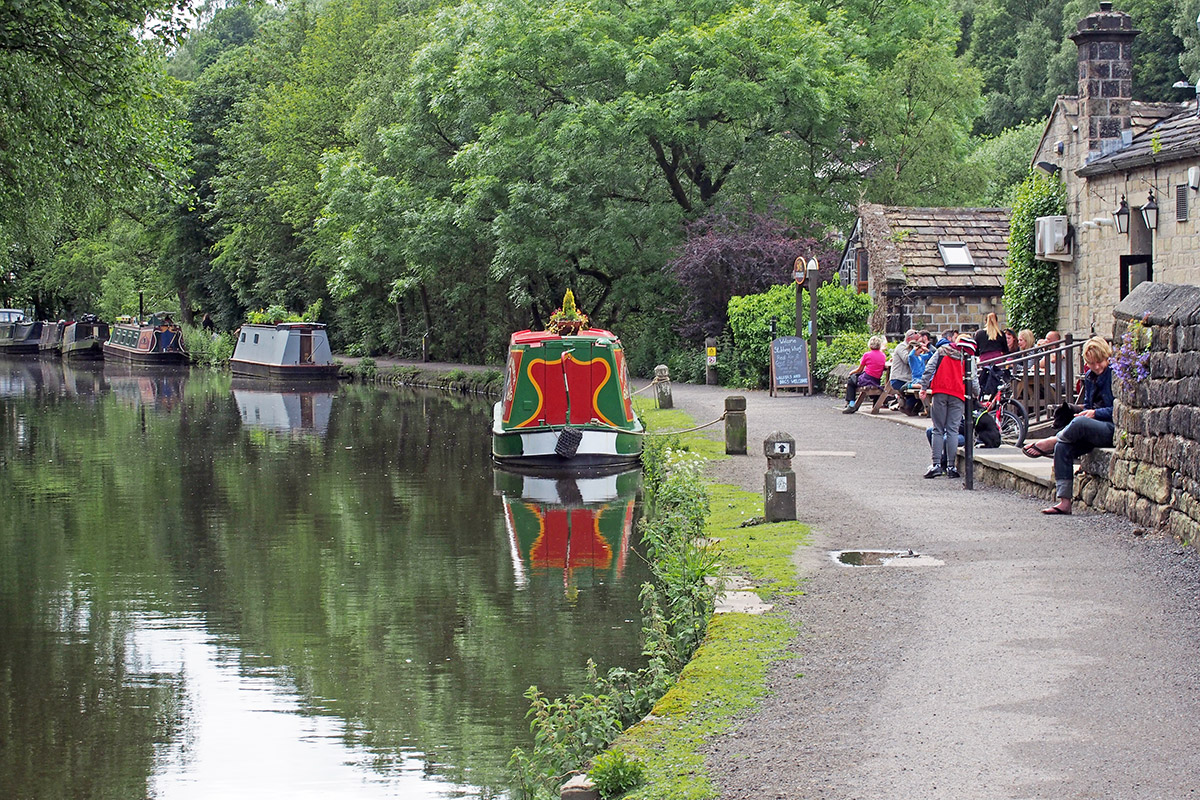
[
  {"xmin": 492, "ymin": 326, "xmax": 643, "ymax": 472},
  {"xmin": 229, "ymin": 322, "xmax": 339, "ymax": 380},
  {"xmin": 102, "ymin": 313, "xmax": 186, "ymax": 365},
  {"xmin": 62, "ymin": 316, "xmax": 110, "ymax": 361},
  {"xmin": 38, "ymin": 321, "xmax": 65, "ymax": 354},
  {"xmin": 0, "ymin": 311, "xmax": 43, "ymax": 356}
]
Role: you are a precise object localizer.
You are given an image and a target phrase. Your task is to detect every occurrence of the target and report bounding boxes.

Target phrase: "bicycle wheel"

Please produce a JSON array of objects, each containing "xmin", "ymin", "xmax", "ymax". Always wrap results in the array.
[
  {"xmin": 999, "ymin": 409, "xmax": 1026, "ymax": 448},
  {"xmin": 1004, "ymin": 398, "xmax": 1029, "ymax": 431}
]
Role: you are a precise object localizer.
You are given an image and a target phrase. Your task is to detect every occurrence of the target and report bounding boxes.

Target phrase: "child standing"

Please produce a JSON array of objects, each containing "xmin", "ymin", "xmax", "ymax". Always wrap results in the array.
[{"xmin": 918, "ymin": 335, "xmax": 979, "ymax": 478}]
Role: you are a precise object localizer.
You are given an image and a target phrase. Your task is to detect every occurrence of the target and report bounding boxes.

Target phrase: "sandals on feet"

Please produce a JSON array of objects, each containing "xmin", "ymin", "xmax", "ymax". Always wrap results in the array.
[
  {"xmin": 1041, "ymin": 505, "xmax": 1071, "ymax": 515},
  {"xmin": 1023, "ymin": 441, "xmax": 1055, "ymax": 458}
]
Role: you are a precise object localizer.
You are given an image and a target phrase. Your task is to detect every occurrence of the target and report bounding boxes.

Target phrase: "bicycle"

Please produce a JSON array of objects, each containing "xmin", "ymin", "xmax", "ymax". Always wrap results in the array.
[{"xmin": 977, "ymin": 365, "xmax": 1027, "ymax": 447}]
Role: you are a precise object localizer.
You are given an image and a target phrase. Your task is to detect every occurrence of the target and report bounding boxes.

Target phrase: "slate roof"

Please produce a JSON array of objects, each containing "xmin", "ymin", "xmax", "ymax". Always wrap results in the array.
[
  {"xmin": 860, "ymin": 204, "xmax": 1011, "ymax": 292},
  {"xmin": 1078, "ymin": 101, "xmax": 1200, "ymax": 176}
]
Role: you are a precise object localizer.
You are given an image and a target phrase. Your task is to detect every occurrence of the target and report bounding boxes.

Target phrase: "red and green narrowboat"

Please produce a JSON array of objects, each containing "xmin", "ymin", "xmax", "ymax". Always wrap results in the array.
[{"xmin": 492, "ymin": 327, "xmax": 643, "ymax": 472}]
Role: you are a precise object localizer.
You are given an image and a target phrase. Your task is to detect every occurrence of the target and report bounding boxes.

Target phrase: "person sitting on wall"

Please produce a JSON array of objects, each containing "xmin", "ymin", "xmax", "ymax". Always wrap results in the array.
[
  {"xmin": 1021, "ymin": 336, "xmax": 1114, "ymax": 515},
  {"xmin": 842, "ymin": 335, "xmax": 887, "ymax": 414}
]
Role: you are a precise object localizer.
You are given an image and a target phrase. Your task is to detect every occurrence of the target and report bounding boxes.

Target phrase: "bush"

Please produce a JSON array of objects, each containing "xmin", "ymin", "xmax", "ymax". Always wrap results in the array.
[
  {"xmin": 589, "ymin": 750, "xmax": 645, "ymax": 798},
  {"xmin": 725, "ymin": 282, "xmax": 873, "ymax": 388},
  {"xmin": 814, "ymin": 331, "xmax": 872, "ymax": 389},
  {"xmin": 181, "ymin": 324, "xmax": 234, "ymax": 367}
]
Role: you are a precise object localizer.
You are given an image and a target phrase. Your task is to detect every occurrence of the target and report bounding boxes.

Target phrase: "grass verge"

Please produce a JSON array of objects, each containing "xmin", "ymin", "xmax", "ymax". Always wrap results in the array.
[{"xmin": 611, "ymin": 401, "xmax": 809, "ymax": 799}]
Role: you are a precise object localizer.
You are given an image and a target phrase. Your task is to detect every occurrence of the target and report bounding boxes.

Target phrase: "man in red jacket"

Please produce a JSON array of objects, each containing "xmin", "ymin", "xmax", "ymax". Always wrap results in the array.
[{"xmin": 918, "ymin": 335, "xmax": 980, "ymax": 479}]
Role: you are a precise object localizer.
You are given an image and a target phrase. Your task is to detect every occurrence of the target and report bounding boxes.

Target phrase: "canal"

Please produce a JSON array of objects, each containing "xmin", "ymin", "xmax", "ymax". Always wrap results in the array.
[{"xmin": 0, "ymin": 358, "xmax": 649, "ymax": 799}]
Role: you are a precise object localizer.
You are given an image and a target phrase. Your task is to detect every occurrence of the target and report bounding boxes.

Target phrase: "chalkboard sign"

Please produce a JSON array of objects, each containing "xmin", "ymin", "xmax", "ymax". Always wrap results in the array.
[{"xmin": 770, "ymin": 336, "xmax": 811, "ymax": 394}]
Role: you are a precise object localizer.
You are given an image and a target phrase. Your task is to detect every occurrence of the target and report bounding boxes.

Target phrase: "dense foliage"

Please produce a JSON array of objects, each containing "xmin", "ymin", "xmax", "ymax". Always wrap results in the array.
[
  {"xmin": 1003, "ymin": 171, "xmax": 1068, "ymax": 336},
  {"xmin": 1, "ymin": 0, "xmax": 1195, "ymax": 370}
]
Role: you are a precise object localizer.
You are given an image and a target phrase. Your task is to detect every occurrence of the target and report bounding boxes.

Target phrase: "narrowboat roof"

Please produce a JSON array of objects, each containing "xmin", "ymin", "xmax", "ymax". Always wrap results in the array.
[
  {"xmin": 509, "ymin": 328, "xmax": 619, "ymax": 346},
  {"xmin": 242, "ymin": 322, "xmax": 328, "ymax": 330}
]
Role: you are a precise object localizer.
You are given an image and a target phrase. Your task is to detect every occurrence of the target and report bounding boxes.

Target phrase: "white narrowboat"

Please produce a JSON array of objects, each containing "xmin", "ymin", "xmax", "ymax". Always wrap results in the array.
[{"xmin": 230, "ymin": 322, "xmax": 339, "ymax": 380}]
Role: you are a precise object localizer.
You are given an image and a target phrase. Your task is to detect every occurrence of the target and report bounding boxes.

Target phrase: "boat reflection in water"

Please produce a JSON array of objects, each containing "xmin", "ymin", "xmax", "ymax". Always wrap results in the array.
[
  {"xmin": 232, "ymin": 379, "xmax": 334, "ymax": 435},
  {"xmin": 103, "ymin": 363, "xmax": 188, "ymax": 412},
  {"xmin": 494, "ymin": 467, "xmax": 640, "ymax": 593}
]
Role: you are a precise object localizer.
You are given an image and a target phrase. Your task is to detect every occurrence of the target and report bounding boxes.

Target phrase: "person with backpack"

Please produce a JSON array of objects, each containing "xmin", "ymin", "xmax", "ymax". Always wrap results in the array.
[{"xmin": 918, "ymin": 334, "xmax": 980, "ymax": 479}]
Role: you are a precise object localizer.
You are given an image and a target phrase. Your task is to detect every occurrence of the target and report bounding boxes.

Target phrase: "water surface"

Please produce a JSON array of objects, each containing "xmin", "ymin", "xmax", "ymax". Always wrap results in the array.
[{"xmin": 0, "ymin": 358, "xmax": 648, "ymax": 799}]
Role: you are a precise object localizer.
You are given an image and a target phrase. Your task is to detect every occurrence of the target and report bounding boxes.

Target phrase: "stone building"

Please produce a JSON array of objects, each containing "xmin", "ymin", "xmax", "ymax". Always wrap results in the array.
[
  {"xmin": 838, "ymin": 204, "xmax": 1011, "ymax": 336},
  {"xmin": 1030, "ymin": 1, "xmax": 1200, "ymax": 336}
]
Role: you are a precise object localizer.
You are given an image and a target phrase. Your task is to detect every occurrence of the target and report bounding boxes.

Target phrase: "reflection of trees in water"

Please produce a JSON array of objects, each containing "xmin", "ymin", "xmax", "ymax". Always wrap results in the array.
[
  {"xmin": 0, "ymin": 380, "xmax": 647, "ymax": 797},
  {"xmin": 0, "ymin": 589, "xmax": 186, "ymax": 800}
]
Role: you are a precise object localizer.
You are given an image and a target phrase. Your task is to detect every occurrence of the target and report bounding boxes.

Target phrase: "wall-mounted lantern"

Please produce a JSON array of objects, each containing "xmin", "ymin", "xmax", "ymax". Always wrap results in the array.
[
  {"xmin": 1113, "ymin": 196, "xmax": 1130, "ymax": 234},
  {"xmin": 1140, "ymin": 190, "xmax": 1158, "ymax": 231}
]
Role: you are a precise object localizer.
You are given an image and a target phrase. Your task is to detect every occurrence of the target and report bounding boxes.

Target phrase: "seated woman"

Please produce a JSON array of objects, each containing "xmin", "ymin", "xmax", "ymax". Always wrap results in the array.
[
  {"xmin": 1021, "ymin": 336, "xmax": 1114, "ymax": 515},
  {"xmin": 843, "ymin": 335, "xmax": 887, "ymax": 414}
]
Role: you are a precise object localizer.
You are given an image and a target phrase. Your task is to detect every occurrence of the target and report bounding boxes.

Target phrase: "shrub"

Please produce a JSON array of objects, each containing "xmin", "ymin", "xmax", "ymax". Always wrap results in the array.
[
  {"xmin": 813, "ymin": 331, "xmax": 872, "ymax": 389},
  {"xmin": 589, "ymin": 750, "xmax": 645, "ymax": 798},
  {"xmin": 725, "ymin": 282, "xmax": 873, "ymax": 388},
  {"xmin": 181, "ymin": 324, "xmax": 234, "ymax": 367}
]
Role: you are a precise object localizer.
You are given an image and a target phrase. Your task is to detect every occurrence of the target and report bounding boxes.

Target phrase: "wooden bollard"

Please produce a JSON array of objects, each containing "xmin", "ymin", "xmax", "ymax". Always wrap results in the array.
[
  {"xmin": 725, "ymin": 395, "xmax": 747, "ymax": 455},
  {"xmin": 654, "ymin": 364, "xmax": 673, "ymax": 409}
]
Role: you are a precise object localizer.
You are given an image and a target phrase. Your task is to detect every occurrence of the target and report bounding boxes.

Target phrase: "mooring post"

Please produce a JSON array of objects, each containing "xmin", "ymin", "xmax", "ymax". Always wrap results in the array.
[
  {"xmin": 763, "ymin": 431, "xmax": 796, "ymax": 521},
  {"xmin": 725, "ymin": 395, "xmax": 747, "ymax": 454},
  {"xmin": 705, "ymin": 336, "xmax": 718, "ymax": 385},
  {"xmin": 654, "ymin": 364, "xmax": 673, "ymax": 409}
]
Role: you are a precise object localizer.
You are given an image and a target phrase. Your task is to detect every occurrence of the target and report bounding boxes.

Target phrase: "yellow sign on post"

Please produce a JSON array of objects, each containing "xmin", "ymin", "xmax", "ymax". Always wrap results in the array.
[{"xmin": 706, "ymin": 346, "xmax": 717, "ymax": 357}]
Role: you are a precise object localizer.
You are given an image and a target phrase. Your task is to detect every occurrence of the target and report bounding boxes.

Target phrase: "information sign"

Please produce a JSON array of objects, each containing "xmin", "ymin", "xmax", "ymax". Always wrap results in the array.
[{"xmin": 770, "ymin": 336, "xmax": 811, "ymax": 395}]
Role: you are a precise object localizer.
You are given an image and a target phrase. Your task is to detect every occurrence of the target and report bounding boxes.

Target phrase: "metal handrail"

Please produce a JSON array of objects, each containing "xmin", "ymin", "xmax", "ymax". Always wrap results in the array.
[{"xmin": 979, "ymin": 336, "xmax": 1088, "ymax": 429}]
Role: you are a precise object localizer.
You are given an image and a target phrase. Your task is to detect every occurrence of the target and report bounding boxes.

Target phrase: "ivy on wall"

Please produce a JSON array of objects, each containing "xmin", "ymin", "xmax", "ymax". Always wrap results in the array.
[{"xmin": 1003, "ymin": 171, "xmax": 1066, "ymax": 336}]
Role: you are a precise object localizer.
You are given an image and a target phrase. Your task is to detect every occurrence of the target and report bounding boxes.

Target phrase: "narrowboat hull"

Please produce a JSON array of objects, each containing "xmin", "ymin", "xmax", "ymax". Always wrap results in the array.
[
  {"xmin": 229, "ymin": 360, "xmax": 340, "ymax": 380},
  {"xmin": 63, "ymin": 339, "xmax": 106, "ymax": 360},
  {"xmin": 229, "ymin": 323, "xmax": 338, "ymax": 381},
  {"xmin": 62, "ymin": 321, "xmax": 110, "ymax": 361},
  {"xmin": 102, "ymin": 342, "xmax": 187, "ymax": 365},
  {"xmin": 492, "ymin": 327, "xmax": 643, "ymax": 473},
  {"xmin": 0, "ymin": 322, "xmax": 43, "ymax": 356},
  {"xmin": 38, "ymin": 322, "xmax": 65, "ymax": 354},
  {"xmin": 103, "ymin": 320, "xmax": 185, "ymax": 365}
]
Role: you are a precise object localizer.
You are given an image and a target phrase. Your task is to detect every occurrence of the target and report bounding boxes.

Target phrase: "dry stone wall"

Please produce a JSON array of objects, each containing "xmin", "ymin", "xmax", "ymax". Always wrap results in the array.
[{"xmin": 1077, "ymin": 283, "xmax": 1200, "ymax": 542}]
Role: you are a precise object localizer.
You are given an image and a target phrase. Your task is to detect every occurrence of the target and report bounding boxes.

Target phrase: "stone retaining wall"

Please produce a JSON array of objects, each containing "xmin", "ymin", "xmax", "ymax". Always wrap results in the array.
[{"xmin": 1075, "ymin": 283, "xmax": 1200, "ymax": 543}]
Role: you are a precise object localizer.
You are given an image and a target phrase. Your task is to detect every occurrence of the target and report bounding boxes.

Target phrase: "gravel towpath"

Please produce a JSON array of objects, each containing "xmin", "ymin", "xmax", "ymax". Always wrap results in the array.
[{"xmin": 662, "ymin": 383, "xmax": 1200, "ymax": 800}]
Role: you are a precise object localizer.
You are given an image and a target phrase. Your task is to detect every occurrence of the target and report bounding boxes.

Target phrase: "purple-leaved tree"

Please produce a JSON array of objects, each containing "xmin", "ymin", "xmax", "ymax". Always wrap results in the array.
[{"xmin": 667, "ymin": 205, "xmax": 839, "ymax": 343}]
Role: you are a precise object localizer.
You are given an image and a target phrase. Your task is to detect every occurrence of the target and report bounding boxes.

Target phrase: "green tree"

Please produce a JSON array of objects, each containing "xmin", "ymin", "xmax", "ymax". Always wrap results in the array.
[
  {"xmin": 964, "ymin": 119, "xmax": 1047, "ymax": 206},
  {"xmin": 0, "ymin": 0, "xmax": 188, "ymax": 262}
]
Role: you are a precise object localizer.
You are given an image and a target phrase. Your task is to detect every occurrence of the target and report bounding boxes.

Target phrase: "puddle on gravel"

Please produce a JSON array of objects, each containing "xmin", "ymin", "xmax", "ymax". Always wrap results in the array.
[{"xmin": 832, "ymin": 550, "xmax": 944, "ymax": 567}]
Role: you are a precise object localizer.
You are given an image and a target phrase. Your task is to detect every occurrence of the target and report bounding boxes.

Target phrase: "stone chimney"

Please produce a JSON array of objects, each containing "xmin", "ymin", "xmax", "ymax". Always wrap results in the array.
[{"xmin": 1069, "ymin": 1, "xmax": 1139, "ymax": 164}]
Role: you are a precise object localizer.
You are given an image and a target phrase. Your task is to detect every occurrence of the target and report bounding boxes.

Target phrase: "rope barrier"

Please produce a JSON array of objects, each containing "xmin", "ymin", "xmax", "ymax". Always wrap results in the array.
[
  {"xmin": 631, "ymin": 376, "xmax": 669, "ymax": 395},
  {"xmin": 584, "ymin": 411, "xmax": 727, "ymax": 437}
]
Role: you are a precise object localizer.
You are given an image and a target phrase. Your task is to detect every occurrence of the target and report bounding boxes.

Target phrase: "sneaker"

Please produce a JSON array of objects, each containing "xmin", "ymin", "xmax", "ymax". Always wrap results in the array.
[
  {"xmin": 923, "ymin": 465, "xmax": 943, "ymax": 479},
  {"xmin": 842, "ymin": 403, "xmax": 858, "ymax": 414},
  {"xmin": 946, "ymin": 467, "xmax": 961, "ymax": 479}
]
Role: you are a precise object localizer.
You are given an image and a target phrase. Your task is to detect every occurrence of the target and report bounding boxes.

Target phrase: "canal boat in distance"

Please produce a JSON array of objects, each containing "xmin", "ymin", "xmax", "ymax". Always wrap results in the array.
[
  {"xmin": 61, "ymin": 316, "xmax": 110, "ymax": 361},
  {"xmin": 493, "ymin": 327, "xmax": 643, "ymax": 472},
  {"xmin": 38, "ymin": 321, "xmax": 65, "ymax": 355},
  {"xmin": 102, "ymin": 313, "xmax": 186, "ymax": 365},
  {"xmin": 0, "ymin": 310, "xmax": 43, "ymax": 356},
  {"xmin": 229, "ymin": 322, "xmax": 339, "ymax": 380}
]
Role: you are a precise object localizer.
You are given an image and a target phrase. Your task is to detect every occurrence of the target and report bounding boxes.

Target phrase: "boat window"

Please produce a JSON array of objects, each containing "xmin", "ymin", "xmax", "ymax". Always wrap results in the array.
[
  {"xmin": 253, "ymin": 333, "xmax": 259, "ymax": 344},
  {"xmin": 241, "ymin": 332, "xmax": 246, "ymax": 342}
]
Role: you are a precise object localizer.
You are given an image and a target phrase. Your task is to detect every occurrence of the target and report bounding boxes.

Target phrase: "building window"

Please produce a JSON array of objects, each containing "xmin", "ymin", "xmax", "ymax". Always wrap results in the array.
[
  {"xmin": 937, "ymin": 241, "xmax": 974, "ymax": 268},
  {"xmin": 1177, "ymin": 185, "xmax": 1189, "ymax": 223},
  {"xmin": 855, "ymin": 249, "xmax": 868, "ymax": 293}
]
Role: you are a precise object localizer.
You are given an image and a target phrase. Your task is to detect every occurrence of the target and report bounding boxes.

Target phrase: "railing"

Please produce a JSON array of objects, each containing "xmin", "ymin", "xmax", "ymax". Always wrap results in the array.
[{"xmin": 979, "ymin": 336, "xmax": 1088, "ymax": 431}]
